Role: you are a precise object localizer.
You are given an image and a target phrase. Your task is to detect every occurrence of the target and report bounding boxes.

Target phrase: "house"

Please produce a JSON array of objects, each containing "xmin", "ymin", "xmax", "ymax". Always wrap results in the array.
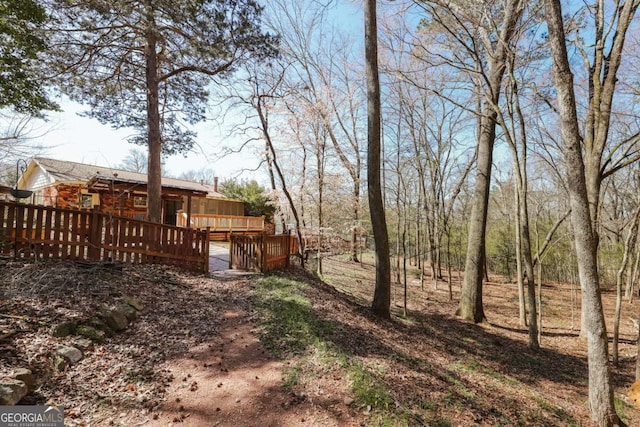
[{"xmin": 17, "ymin": 157, "xmax": 264, "ymax": 239}]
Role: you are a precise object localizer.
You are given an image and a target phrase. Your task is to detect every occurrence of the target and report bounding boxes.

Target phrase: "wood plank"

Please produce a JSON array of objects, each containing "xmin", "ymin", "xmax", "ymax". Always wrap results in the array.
[
  {"xmin": 23, "ymin": 205, "xmax": 35, "ymax": 258},
  {"xmin": 43, "ymin": 207, "xmax": 53, "ymax": 258},
  {"xmin": 14, "ymin": 204, "xmax": 25, "ymax": 258},
  {"xmin": 52, "ymin": 208, "xmax": 62, "ymax": 259},
  {"xmin": 61, "ymin": 209, "xmax": 71, "ymax": 259},
  {"xmin": 118, "ymin": 217, "xmax": 127, "ymax": 262},
  {"xmin": 33, "ymin": 206, "xmax": 44, "ymax": 259}
]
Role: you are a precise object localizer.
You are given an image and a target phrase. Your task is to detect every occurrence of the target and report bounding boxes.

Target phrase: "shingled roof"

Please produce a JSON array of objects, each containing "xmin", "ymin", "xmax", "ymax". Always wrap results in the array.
[{"xmin": 31, "ymin": 157, "xmax": 226, "ymax": 198}]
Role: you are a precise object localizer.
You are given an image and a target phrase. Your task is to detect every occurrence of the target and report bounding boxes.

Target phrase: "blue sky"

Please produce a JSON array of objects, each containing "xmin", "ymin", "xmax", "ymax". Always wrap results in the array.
[{"xmin": 27, "ymin": 0, "xmax": 364, "ymax": 183}]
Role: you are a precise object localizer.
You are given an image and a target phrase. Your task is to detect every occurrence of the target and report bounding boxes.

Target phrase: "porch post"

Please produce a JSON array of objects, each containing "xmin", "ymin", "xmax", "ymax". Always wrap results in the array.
[{"xmin": 187, "ymin": 195, "xmax": 192, "ymax": 228}]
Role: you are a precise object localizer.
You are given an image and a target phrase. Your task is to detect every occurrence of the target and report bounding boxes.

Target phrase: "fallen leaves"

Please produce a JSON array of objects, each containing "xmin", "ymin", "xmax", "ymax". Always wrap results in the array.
[{"xmin": 0, "ymin": 261, "xmax": 253, "ymax": 425}]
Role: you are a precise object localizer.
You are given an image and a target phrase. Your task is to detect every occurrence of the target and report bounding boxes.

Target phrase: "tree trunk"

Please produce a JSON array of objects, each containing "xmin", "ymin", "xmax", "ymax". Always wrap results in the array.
[
  {"xmin": 256, "ymin": 96, "xmax": 305, "ymax": 267},
  {"xmin": 520, "ymin": 194, "xmax": 539, "ymax": 349},
  {"xmin": 457, "ymin": 0, "xmax": 522, "ymax": 323},
  {"xmin": 514, "ymin": 173, "xmax": 526, "ymax": 327},
  {"xmin": 266, "ymin": 146, "xmax": 287, "ymax": 233},
  {"xmin": 144, "ymin": 1, "xmax": 162, "ymax": 224},
  {"xmin": 366, "ymin": 0, "xmax": 391, "ymax": 318},
  {"xmin": 544, "ymin": 1, "xmax": 622, "ymax": 424},
  {"xmin": 613, "ymin": 205, "xmax": 640, "ymax": 365}
]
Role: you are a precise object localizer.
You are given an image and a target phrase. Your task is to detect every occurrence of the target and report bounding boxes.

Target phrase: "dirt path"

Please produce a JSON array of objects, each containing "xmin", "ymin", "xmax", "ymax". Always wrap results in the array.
[
  {"xmin": 146, "ymin": 301, "xmax": 347, "ymax": 426},
  {"xmin": 150, "ymin": 308, "xmax": 291, "ymax": 426},
  {"xmin": 0, "ymin": 262, "xmax": 356, "ymax": 426}
]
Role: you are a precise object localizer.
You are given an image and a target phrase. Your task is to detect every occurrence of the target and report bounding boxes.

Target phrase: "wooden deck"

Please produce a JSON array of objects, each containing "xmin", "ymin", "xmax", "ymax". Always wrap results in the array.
[{"xmin": 177, "ymin": 212, "xmax": 264, "ymax": 241}]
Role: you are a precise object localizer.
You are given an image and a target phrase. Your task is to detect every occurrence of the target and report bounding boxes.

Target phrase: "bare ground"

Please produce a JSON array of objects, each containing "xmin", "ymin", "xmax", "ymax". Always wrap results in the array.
[{"xmin": 0, "ymin": 255, "xmax": 639, "ymax": 426}]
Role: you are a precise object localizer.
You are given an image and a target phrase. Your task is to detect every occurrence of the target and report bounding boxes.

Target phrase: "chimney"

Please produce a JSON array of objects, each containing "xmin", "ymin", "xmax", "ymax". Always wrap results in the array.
[{"xmin": 213, "ymin": 177, "xmax": 219, "ymax": 193}]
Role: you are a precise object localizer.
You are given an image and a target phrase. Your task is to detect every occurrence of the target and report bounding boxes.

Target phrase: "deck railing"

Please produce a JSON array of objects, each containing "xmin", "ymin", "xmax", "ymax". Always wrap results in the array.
[
  {"xmin": 177, "ymin": 212, "xmax": 264, "ymax": 232},
  {"xmin": 0, "ymin": 201, "xmax": 210, "ymax": 273}
]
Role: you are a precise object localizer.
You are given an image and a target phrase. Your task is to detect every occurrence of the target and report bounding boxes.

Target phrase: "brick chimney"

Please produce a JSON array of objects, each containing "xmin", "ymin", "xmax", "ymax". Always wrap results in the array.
[{"xmin": 213, "ymin": 177, "xmax": 219, "ymax": 193}]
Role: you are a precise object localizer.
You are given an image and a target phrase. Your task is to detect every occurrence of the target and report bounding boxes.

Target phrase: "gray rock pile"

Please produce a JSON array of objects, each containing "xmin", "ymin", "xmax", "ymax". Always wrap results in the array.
[{"xmin": 0, "ymin": 295, "xmax": 144, "ymax": 405}]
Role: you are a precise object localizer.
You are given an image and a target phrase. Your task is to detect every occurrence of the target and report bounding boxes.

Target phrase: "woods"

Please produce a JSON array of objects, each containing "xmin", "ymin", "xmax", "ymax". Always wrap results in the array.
[{"xmin": 4, "ymin": 0, "xmax": 640, "ymax": 425}]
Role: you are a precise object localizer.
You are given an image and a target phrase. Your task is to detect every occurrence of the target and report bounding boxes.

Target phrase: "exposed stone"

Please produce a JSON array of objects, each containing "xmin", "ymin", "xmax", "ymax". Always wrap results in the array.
[
  {"xmin": 73, "ymin": 338, "xmax": 94, "ymax": 353},
  {"xmin": 50, "ymin": 353, "xmax": 68, "ymax": 372},
  {"xmin": 13, "ymin": 368, "xmax": 34, "ymax": 390},
  {"xmin": 122, "ymin": 295, "xmax": 144, "ymax": 311},
  {"xmin": 57, "ymin": 346, "xmax": 83, "ymax": 365},
  {"xmin": 51, "ymin": 321, "xmax": 77, "ymax": 337},
  {"xmin": 0, "ymin": 380, "xmax": 28, "ymax": 405},
  {"xmin": 89, "ymin": 320, "xmax": 115, "ymax": 338},
  {"xmin": 117, "ymin": 303, "xmax": 138, "ymax": 321},
  {"xmin": 76, "ymin": 325, "xmax": 106, "ymax": 343},
  {"xmin": 101, "ymin": 305, "xmax": 129, "ymax": 332}
]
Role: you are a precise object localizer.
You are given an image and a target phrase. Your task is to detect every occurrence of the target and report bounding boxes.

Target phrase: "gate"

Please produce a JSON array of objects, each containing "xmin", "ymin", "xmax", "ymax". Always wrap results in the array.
[{"xmin": 229, "ymin": 233, "xmax": 295, "ymax": 273}]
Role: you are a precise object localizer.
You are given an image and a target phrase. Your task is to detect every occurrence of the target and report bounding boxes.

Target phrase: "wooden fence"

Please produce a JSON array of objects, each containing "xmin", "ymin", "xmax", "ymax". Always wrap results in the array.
[
  {"xmin": 229, "ymin": 233, "xmax": 296, "ymax": 273},
  {"xmin": 0, "ymin": 201, "xmax": 210, "ymax": 273}
]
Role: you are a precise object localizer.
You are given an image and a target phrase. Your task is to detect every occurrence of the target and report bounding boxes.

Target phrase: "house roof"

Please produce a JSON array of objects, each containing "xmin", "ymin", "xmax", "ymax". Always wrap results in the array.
[{"xmin": 30, "ymin": 157, "xmax": 229, "ymax": 199}]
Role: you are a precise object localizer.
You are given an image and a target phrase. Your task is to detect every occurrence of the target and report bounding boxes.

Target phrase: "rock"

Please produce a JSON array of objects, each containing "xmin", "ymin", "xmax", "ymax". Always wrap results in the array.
[
  {"xmin": 122, "ymin": 295, "xmax": 144, "ymax": 311},
  {"xmin": 51, "ymin": 321, "xmax": 77, "ymax": 337},
  {"xmin": 13, "ymin": 368, "xmax": 34, "ymax": 390},
  {"xmin": 57, "ymin": 346, "xmax": 83, "ymax": 365},
  {"xmin": 50, "ymin": 353, "xmax": 68, "ymax": 372},
  {"xmin": 0, "ymin": 380, "xmax": 28, "ymax": 405},
  {"xmin": 101, "ymin": 305, "xmax": 129, "ymax": 332},
  {"xmin": 89, "ymin": 320, "xmax": 115, "ymax": 338},
  {"xmin": 343, "ymin": 397, "xmax": 355, "ymax": 406},
  {"xmin": 116, "ymin": 303, "xmax": 138, "ymax": 321},
  {"xmin": 76, "ymin": 325, "xmax": 106, "ymax": 343},
  {"xmin": 73, "ymin": 338, "xmax": 93, "ymax": 352}
]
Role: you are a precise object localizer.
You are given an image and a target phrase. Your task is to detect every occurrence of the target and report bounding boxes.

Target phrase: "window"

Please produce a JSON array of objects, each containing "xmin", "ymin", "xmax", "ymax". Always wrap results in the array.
[
  {"xmin": 134, "ymin": 196, "xmax": 147, "ymax": 207},
  {"xmin": 80, "ymin": 194, "xmax": 93, "ymax": 209}
]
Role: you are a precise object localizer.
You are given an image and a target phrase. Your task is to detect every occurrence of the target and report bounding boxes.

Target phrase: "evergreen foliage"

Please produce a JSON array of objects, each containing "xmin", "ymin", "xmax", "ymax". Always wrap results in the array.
[
  {"xmin": 218, "ymin": 178, "xmax": 275, "ymax": 222},
  {"xmin": 0, "ymin": 0, "xmax": 58, "ymax": 115}
]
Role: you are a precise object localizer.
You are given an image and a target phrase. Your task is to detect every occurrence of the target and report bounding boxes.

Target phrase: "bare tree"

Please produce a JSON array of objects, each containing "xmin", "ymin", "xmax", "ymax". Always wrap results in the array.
[
  {"xmin": 268, "ymin": 0, "xmax": 365, "ymax": 263},
  {"xmin": 118, "ymin": 148, "xmax": 148, "ymax": 174},
  {"xmin": 409, "ymin": 0, "xmax": 523, "ymax": 322},
  {"xmin": 544, "ymin": 0, "xmax": 623, "ymax": 424}
]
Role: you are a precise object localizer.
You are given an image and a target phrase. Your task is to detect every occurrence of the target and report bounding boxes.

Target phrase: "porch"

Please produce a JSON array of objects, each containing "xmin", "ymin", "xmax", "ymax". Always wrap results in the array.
[{"xmin": 177, "ymin": 212, "xmax": 265, "ymax": 241}]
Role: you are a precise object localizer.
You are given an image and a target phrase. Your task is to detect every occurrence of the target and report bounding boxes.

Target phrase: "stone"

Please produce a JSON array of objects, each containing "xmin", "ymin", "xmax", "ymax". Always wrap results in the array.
[
  {"xmin": 101, "ymin": 305, "xmax": 129, "ymax": 332},
  {"xmin": 57, "ymin": 346, "xmax": 83, "ymax": 365},
  {"xmin": 0, "ymin": 380, "xmax": 28, "ymax": 405},
  {"xmin": 122, "ymin": 295, "xmax": 144, "ymax": 311},
  {"xmin": 51, "ymin": 353, "xmax": 68, "ymax": 372},
  {"xmin": 73, "ymin": 338, "xmax": 93, "ymax": 352},
  {"xmin": 13, "ymin": 368, "xmax": 34, "ymax": 390},
  {"xmin": 116, "ymin": 303, "xmax": 138, "ymax": 321},
  {"xmin": 76, "ymin": 325, "xmax": 106, "ymax": 343},
  {"xmin": 51, "ymin": 321, "xmax": 77, "ymax": 338},
  {"xmin": 89, "ymin": 320, "xmax": 115, "ymax": 338}
]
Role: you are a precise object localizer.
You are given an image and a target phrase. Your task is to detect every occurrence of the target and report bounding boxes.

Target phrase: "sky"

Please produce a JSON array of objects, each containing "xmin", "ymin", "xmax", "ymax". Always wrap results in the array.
[
  {"xmin": 22, "ymin": 0, "xmax": 364, "ymax": 185},
  {"xmin": 29, "ymin": 98, "xmax": 265, "ymax": 184}
]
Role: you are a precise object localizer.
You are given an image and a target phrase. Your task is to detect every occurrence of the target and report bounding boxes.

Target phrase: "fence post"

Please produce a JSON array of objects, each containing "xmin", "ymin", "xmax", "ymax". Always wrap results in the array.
[
  {"xmin": 285, "ymin": 232, "xmax": 291, "ymax": 269},
  {"xmin": 229, "ymin": 232, "xmax": 234, "ymax": 269},
  {"xmin": 204, "ymin": 227, "xmax": 210, "ymax": 274},
  {"xmin": 260, "ymin": 231, "xmax": 267, "ymax": 273}
]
